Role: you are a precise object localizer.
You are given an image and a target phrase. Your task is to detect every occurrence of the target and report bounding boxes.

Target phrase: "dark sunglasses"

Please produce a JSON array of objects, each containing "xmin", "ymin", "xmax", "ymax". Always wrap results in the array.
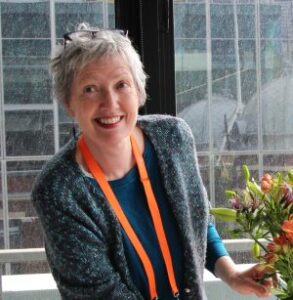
[{"xmin": 63, "ymin": 29, "xmax": 127, "ymax": 48}]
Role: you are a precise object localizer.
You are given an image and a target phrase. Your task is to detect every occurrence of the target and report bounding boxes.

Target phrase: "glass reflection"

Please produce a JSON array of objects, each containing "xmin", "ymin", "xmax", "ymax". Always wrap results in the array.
[
  {"xmin": 5, "ymin": 111, "xmax": 54, "ymax": 156},
  {"xmin": 174, "ymin": 1, "xmax": 293, "ymax": 153},
  {"xmin": 7, "ymin": 161, "xmax": 46, "ymax": 250},
  {"xmin": 55, "ymin": 1, "xmax": 104, "ymax": 38},
  {"xmin": 2, "ymin": 40, "xmax": 51, "ymax": 105},
  {"xmin": 1, "ymin": 2, "xmax": 50, "ymax": 38},
  {"xmin": 58, "ymin": 105, "xmax": 75, "ymax": 148},
  {"xmin": 174, "ymin": 3, "xmax": 206, "ymax": 39},
  {"xmin": 211, "ymin": 4, "xmax": 235, "ymax": 39}
]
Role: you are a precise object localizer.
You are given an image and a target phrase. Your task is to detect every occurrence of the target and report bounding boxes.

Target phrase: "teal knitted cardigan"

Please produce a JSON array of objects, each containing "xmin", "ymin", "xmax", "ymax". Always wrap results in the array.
[{"xmin": 32, "ymin": 115, "xmax": 209, "ymax": 300}]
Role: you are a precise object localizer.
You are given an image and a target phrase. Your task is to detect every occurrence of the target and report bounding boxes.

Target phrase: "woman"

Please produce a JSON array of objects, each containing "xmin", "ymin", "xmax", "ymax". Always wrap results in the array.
[{"xmin": 32, "ymin": 24, "xmax": 273, "ymax": 300}]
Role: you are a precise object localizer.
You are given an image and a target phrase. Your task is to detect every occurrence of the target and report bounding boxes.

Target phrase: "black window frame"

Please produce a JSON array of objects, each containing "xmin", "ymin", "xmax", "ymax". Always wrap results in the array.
[{"xmin": 115, "ymin": 0, "xmax": 176, "ymax": 115}]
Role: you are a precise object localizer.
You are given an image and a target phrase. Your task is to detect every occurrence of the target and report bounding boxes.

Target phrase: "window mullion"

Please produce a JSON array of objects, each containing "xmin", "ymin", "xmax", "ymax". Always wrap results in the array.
[{"xmin": 115, "ymin": 0, "xmax": 176, "ymax": 115}]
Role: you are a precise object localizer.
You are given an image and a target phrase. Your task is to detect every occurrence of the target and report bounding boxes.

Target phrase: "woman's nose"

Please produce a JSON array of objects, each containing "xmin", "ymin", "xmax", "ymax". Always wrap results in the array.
[{"xmin": 100, "ymin": 89, "xmax": 118, "ymax": 108}]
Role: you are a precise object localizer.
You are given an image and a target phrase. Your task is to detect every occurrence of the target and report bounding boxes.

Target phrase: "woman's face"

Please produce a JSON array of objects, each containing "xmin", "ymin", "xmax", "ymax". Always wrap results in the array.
[{"xmin": 68, "ymin": 55, "xmax": 140, "ymax": 148}]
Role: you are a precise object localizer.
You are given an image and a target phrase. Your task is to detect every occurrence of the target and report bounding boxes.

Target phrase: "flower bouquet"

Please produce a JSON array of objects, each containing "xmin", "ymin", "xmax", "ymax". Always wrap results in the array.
[{"xmin": 210, "ymin": 165, "xmax": 293, "ymax": 300}]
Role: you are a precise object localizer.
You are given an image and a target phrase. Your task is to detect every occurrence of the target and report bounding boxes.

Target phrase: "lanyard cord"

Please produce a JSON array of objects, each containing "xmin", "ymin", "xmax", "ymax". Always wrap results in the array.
[
  {"xmin": 78, "ymin": 135, "xmax": 179, "ymax": 300},
  {"xmin": 129, "ymin": 135, "xmax": 179, "ymax": 298}
]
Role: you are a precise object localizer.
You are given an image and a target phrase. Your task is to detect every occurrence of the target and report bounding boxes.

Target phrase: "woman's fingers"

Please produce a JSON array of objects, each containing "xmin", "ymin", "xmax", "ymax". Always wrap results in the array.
[{"xmin": 245, "ymin": 276, "xmax": 272, "ymax": 297}]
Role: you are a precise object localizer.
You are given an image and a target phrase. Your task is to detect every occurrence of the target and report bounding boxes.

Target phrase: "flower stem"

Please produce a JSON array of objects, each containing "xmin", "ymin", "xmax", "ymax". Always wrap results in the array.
[{"xmin": 249, "ymin": 233, "xmax": 268, "ymax": 253}]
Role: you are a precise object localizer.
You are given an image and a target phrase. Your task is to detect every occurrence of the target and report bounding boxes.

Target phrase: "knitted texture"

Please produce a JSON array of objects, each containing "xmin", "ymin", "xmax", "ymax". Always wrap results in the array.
[{"xmin": 32, "ymin": 114, "xmax": 209, "ymax": 300}]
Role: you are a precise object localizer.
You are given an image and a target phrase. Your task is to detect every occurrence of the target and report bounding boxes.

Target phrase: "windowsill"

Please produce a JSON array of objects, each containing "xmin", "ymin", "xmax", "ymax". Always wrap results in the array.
[{"xmin": 2, "ymin": 266, "xmax": 276, "ymax": 300}]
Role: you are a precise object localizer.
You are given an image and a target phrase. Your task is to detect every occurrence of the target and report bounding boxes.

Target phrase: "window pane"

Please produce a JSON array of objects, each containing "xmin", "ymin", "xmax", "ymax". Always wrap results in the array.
[
  {"xmin": 262, "ymin": 76, "xmax": 292, "ymax": 150},
  {"xmin": 3, "ymin": 40, "xmax": 51, "ymax": 105},
  {"xmin": 11, "ymin": 262, "xmax": 50, "ymax": 275},
  {"xmin": 198, "ymin": 156, "xmax": 210, "ymax": 200},
  {"xmin": 211, "ymin": 4, "xmax": 234, "ymax": 39},
  {"xmin": 237, "ymin": 4, "xmax": 255, "ymax": 39},
  {"xmin": 108, "ymin": 1, "xmax": 115, "ymax": 28},
  {"xmin": 263, "ymin": 154, "xmax": 293, "ymax": 173},
  {"xmin": 7, "ymin": 161, "xmax": 45, "ymax": 249},
  {"xmin": 176, "ymin": 39, "xmax": 209, "ymax": 151},
  {"xmin": 260, "ymin": 4, "xmax": 282, "ymax": 39},
  {"xmin": 5, "ymin": 111, "xmax": 54, "ymax": 156},
  {"xmin": 56, "ymin": 1, "xmax": 104, "ymax": 38},
  {"xmin": 261, "ymin": 39, "xmax": 293, "ymax": 150},
  {"xmin": 174, "ymin": 3, "xmax": 206, "ymax": 39},
  {"xmin": 211, "ymin": 39, "xmax": 238, "ymax": 151},
  {"xmin": 1, "ymin": 2, "xmax": 50, "ymax": 38},
  {"xmin": 59, "ymin": 105, "xmax": 74, "ymax": 148}
]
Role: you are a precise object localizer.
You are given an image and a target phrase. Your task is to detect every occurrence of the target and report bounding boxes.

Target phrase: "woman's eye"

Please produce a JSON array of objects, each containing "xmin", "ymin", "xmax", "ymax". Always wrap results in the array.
[
  {"xmin": 83, "ymin": 86, "xmax": 96, "ymax": 94},
  {"xmin": 117, "ymin": 81, "xmax": 129, "ymax": 89}
]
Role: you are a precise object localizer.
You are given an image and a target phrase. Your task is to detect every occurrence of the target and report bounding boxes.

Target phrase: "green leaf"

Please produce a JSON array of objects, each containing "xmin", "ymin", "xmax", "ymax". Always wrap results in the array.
[
  {"xmin": 288, "ymin": 170, "xmax": 293, "ymax": 183},
  {"xmin": 247, "ymin": 181, "xmax": 264, "ymax": 199},
  {"xmin": 210, "ymin": 208, "xmax": 237, "ymax": 222},
  {"xmin": 242, "ymin": 165, "xmax": 250, "ymax": 182}
]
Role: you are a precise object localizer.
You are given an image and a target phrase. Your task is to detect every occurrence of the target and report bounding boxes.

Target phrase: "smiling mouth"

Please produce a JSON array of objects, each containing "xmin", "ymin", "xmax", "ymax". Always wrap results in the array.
[{"xmin": 96, "ymin": 116, "xmax": 123, "ymax": 126}]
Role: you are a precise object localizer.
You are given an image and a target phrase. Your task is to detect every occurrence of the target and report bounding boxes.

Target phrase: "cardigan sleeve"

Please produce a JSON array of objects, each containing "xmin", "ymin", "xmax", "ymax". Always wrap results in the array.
[{"xmin": 32, "ymin": 175, "xmax": 142, "ymax": 300}]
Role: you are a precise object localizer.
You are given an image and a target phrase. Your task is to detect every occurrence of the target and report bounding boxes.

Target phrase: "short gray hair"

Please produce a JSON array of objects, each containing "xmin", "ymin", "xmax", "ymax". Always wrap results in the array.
[{"xmin": 50, "ymin": 24, "xmax": 148, "ymax": 108}]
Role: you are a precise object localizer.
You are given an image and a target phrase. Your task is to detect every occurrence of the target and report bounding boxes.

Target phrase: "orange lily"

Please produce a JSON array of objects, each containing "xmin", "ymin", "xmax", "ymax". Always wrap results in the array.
[{"xmin": 281, "ymin": 217, "xmax": 293, "ymax": 243}]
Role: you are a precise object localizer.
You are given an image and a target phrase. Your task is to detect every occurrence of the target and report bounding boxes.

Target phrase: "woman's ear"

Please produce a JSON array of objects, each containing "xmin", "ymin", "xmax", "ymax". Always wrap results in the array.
[{"xmin": 66, "ymin": 102, "xmax": 75, "ymax": 118}]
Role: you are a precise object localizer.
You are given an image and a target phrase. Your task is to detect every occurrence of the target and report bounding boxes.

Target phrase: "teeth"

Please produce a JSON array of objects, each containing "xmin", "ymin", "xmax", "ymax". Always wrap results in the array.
[{"xmin": 99, "ymin": 116, "xmax": 121, "ymax": 125}]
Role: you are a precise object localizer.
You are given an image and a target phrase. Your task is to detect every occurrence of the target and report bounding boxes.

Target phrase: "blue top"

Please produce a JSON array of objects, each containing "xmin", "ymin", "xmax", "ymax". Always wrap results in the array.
[{"xmin": 88, "ymin": 135, "xmax": 228, "ymax": 300}]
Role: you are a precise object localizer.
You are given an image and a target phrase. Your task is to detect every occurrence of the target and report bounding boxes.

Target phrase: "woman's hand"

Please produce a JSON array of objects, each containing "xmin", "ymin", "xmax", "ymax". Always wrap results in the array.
[
  {"xmin": 226, "ymin": 264, "xmax": 275, "ymax": 297},
  {"xmin": 214, "ymin": 256, "xmax": 275, "ymax": 298}
]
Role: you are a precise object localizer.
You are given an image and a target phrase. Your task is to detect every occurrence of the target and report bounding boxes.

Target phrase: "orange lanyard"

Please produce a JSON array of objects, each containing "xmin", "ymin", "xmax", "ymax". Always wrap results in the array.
[{"xmin": 78, "ymin": 134, "xmax": 179, "ymax": 300}]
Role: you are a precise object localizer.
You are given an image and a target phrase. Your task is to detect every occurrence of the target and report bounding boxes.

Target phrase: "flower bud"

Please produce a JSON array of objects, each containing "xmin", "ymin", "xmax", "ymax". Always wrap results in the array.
[
  {"xmin": 281, "ymin": 184, "xmax": 293, "ymax": 205},
  {"xmin": 230, "ymin": 198, "xmax": 242, "ymax": 210},
  {"xmin": 267, "ymin": 242, "xmax": 281, "ymax": 253},
  {"xmin": 242, "ymin": 165, "xmax": 250, "ymax": 182},
  {"xmin": 264, "ymin": 252, "xmax": 278, "ymax": 264},
  {"xmin": 210, "ymin": 208, "xmax": 237, "ymax": 222},
  {"xmin": 273, "ymin": 234, "xmax": 287, "ymax": 245},
  {"xmin": 262, "ymin": 174, "xmax": 272, "ymax": 182},
  {"xmin": 252, "ymin": 242, "xmax": 260, "ymax": 258},
  {"xmin": 261, "ymin": 174, "xmax": 273, "ymax": 193}
]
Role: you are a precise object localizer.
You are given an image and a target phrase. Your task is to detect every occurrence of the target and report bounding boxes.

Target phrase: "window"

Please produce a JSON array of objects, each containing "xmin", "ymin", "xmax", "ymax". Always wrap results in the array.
[
  {"xmin": 0, "ymin": 0, "xmax": 114, "ymax": 274},
  {"xmin": 174, "ymin": 0, "xmax": 293, "ymax": 261},
  {"xmin": 0, "ymin": 0, "xmax": 292, "ymax": 275}
]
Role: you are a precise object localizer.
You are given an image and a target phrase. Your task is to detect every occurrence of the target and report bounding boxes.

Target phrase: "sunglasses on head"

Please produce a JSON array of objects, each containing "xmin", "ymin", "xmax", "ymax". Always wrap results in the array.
[{"xmin": 63, "ymin": 29, "xmax": 127, "ymax": 48}]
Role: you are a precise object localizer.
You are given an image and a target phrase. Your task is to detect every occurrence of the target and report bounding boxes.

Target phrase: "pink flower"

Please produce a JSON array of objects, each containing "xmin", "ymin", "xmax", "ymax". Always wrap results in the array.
[
  {"xmin": 230, "ymin": 197, "xmax": 242, "ymax": 210},
  {"xmin": 281, "ymin": 184, "xmax": 293, "ymax": 205}
]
